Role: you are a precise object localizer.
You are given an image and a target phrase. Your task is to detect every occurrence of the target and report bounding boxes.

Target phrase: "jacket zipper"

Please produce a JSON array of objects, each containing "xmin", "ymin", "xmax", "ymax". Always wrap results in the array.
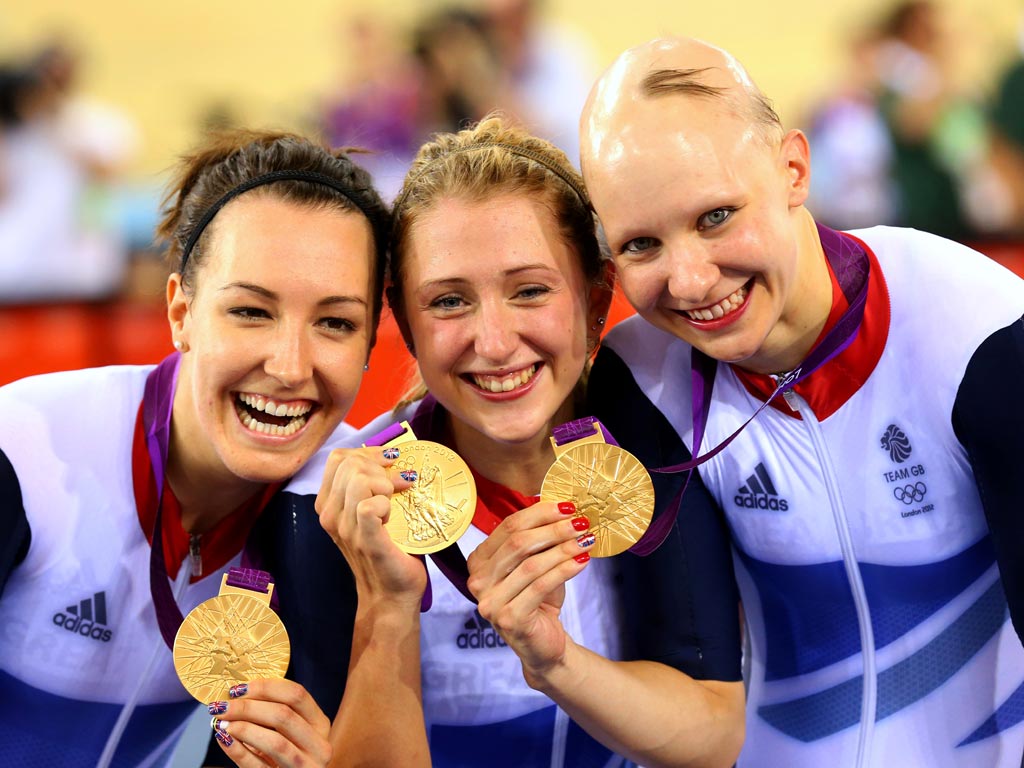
[{"xmin": 784, "ymin": 389, "xmax": 876, "ymax": 768}]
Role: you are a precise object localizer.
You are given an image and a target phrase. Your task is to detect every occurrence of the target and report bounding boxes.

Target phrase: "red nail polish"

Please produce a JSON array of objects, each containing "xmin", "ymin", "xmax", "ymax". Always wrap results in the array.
[
  {"xmin": 571, "ymin": 516, "xmax": 590, "ymax": 531},
  {"xmin": 574, "ymin": 552, "xmax": 591, "ymax": 564},
  {"xmin": 558, "ymin": 501, "xmax": 576, "ymax": 515}
]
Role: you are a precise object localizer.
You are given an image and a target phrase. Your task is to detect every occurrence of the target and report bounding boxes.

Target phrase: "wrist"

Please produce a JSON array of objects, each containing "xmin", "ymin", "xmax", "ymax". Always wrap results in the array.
[{"xmin": 522, "ymin": 637, "xmax": 584, "ymax": 695}]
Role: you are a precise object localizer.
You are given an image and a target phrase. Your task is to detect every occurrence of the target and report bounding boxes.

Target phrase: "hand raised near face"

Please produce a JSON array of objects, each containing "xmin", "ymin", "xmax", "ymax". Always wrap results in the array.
[
  {"xmin": 314, "ymin": 446, "xmax": 423, "ymax": 606},
  {"xmin": 466, "ymin": 500, "xmax": 595, "ymax": 678}
]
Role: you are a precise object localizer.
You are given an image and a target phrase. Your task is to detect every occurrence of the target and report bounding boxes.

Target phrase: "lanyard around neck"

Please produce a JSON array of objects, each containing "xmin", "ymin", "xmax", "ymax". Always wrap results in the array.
[{"xmin": 630, "ymin": 224, "xmax": 871, "ymax": 555}]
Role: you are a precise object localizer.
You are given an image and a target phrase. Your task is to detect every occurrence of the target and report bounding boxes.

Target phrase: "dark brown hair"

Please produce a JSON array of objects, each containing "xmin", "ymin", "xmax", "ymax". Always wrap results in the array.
[{"xmin": 156, "ymin": 128, "xmax": 390, "ymax": 328}]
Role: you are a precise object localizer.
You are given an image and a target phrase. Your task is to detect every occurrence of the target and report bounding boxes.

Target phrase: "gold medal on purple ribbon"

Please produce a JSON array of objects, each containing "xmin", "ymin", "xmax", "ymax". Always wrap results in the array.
[
  {"xmin": 366, "ymin": 420, "xmax": 476, "ymax": 555},
  {"xmin": 540, "ymin": 417, "xmax": 655, "ymax": 557},
  {"xmin": 173, "ymin": 569, "xmax": 290, "ymax": 703}
]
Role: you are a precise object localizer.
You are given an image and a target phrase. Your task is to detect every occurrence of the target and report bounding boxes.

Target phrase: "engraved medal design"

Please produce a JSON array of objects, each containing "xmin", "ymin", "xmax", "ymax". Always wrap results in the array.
[
  {"xmin": 386, "ymin": 440, "xmax": 476, "ymax": 555},
  {"xmin": 173, "ymin": 574, "xmax": 290, "ymax": 703},
  {"xmin": 541, "ymin": 422, "xmax": 655, "ymax": 558}
]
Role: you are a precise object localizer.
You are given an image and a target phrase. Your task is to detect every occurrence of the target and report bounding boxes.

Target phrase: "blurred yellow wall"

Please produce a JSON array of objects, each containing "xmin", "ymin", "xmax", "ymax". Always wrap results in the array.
[{"xmin": 2, "ymin": 0, "xmax": 1020, "ymax": 178}]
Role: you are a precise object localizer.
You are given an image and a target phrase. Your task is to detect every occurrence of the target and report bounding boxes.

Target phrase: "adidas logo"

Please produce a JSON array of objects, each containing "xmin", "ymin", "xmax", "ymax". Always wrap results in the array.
[
  {"xmin": 734, "ymin": 463, "xmax": 790, "ymax": 511},
  {"xmin": 456, "ymin": 609, "xmax": 507, "ymax": 650},
  {"xmin": 52, "ymin": 591, "xmax": 114, "ymax": 642}
]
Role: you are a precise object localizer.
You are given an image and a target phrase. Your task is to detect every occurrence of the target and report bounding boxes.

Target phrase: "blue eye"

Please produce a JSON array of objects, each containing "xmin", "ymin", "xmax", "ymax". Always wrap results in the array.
[
  {"xmin": 431, "ymin": 295, "xmax": 465, "ymax": 310},
  {"xmin": 698, "ymin": 208, "xmax": 734, "ymax": 230},
  {"xmin": 517, "ymin": 285, "xmax": 550, "ymax": 300},
  {"xmin": 621, "ymin": 237, "xmax": 658, "ymax": 255}
]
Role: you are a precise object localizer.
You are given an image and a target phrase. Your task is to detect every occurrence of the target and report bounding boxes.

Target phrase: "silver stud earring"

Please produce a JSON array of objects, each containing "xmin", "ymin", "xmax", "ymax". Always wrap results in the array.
[
  {"xmin": 597, "ymin": 317, "xmax": 606, "ymax": 326},
  {"xmin": 363, "ymin": 363, "xmax": 370, "ymax": 372}
]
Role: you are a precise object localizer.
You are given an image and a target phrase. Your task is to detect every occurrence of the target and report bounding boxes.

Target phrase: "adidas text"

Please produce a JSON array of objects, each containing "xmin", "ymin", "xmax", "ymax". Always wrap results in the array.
[
  {"xmin": 457, "ymin": 627, "xmax": 508, "ymax": 649},
  {"xmin": 734, "ymin": 493, "xmax": 789, "ymax": 511},
  {"xmin": 52, "ymin": 612, "xmax": 113, "ymax": 642}
]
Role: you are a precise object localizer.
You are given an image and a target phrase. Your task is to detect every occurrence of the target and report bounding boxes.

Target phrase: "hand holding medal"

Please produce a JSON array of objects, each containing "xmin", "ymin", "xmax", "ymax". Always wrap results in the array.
[
  {"xmin": 173, "ymin": 568, "xmax": 290, "ymax": 704},
  {"xmin": 540, "ymin": 417, "xmax": 655, "ymax": 557}
]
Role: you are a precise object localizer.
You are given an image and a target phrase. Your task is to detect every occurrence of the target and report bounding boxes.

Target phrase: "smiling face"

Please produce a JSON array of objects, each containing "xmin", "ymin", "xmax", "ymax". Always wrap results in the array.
[
  {"xmin": 584, "ymin": 98, "xmax": 829, "ymax": 374},
  {"xmin": 168, "ymin": 194, "xmax": 374, "ymax": 487},
  {"xmin": 400, "ymin": 193, "xmax": 605, "ymax": 449}
]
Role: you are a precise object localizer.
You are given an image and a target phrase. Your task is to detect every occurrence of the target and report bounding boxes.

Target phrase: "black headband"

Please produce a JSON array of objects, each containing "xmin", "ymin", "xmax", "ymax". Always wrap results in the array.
[
  {"xmin": 179, "ymin": 169, "xmax": 375, "ymax": 273},
  {"xmin": 392, "ymin": 142, "xmax": 592, "ymax": 217}
]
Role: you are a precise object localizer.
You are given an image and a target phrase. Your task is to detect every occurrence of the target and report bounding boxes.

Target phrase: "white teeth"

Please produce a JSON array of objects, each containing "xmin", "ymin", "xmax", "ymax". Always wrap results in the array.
[
  {"xmin": 472, "ymin": 365, "xmax": 537, "ymax": 393},
  {"xmin": 685, "ymin": 285, "xmax": 748, "ymax": 322},
  {"xmin": 238, "ymin": 393, "xmax": 312, "ymax": 417}
]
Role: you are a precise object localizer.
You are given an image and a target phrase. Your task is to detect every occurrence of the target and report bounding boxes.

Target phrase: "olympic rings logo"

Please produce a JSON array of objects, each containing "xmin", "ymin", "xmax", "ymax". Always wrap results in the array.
[{"xmin": 894, "ymin": 482, "xmax": 926, "ymax": 505}]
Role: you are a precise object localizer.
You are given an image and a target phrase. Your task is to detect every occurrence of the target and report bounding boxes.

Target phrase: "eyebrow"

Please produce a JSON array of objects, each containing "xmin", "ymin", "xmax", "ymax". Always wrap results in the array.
[
  {"xmin": 418, "ymin": 263, "xmax": 558, "ymax": 291},
  {"xmin": 219, "ymin": 281, "xmax": 367, "ymax": 307}
]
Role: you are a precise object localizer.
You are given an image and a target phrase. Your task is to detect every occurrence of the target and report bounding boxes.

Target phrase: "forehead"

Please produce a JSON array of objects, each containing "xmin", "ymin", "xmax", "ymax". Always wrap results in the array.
[
  {"xmin": 405, "ymin": 193, "xmax": 579, "ymax": 280},
  {"xmin": 200, "ymin": 194, "xmax": 373, "ymax": 287},
  {"xmin": 585, "ymin": 97, "xmax": 772, "ymax": 224}
]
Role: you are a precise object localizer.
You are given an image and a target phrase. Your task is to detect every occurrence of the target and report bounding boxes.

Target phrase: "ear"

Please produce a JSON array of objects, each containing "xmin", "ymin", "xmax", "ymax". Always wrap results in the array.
[
  {"xmin": 586, "ymin": 261, "xmax": 616, "ymax": 350},
  {"xmin": 166, "ymin": 273, "xmax": 191, "ymax": 348},
  {"xmin": 780, "ymin": 128, "xmax": 811, "ymax": 208}
]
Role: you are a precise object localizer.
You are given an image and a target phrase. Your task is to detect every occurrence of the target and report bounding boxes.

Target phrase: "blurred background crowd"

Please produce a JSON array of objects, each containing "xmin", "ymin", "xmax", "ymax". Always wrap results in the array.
[{"xmin": 1, "ymin": 0, "xmax": 1023, "ymax": 421}]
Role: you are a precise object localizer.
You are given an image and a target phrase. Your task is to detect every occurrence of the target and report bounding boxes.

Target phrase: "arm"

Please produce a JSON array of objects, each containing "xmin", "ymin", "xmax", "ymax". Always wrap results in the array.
[
  {"xmin": 467, "ymin": 502, "xmax": 744, "ymax": 768},
  {"xmin": 952, "ymin": 315, "xmax": 1024, "ymax": 642},
  {"xmin": 315, "ymin": 447, "xmax": 430, "ymax": 768},
  {"xmin": 0, "ymin": 446, "xmax": 30, "ymax": 598}
]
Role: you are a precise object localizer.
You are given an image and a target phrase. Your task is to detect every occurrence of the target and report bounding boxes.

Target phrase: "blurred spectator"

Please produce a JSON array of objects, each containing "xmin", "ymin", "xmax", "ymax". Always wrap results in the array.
[
  {"xmin": 988, "ymin": 19, "xmax": 1024, "ymax": 238},
  {"xmin": 482, "ymin": 0, "xmax": 598, "ymax": 165},
  {"xmin": 321, "ymin": 16, "xmax": 421, "ymax": 200},
  {"xmin": 806, "ymin": 28, "xmax": 898, "ymax": 230},
  {"xmin": 873, "ymin": 1, "xmax": 1001, "ymax": 239},
  {"xmin": 0, "ymin": 40, "xmax": 139, "ymax": 302}
]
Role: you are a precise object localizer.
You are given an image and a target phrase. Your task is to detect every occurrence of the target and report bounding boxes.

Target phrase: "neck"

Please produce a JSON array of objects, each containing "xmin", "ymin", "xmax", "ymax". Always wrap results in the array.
[
  {"xmin": 446, "ymin": 399, "xmax": 576, "ymax": 496},
  {"xmin": 165, "ymin": 411, "xmax": 264, "ymax": 536},
  {"xmin": 742, "ymin": 210, "xmax": 833, "ymax": 375}
]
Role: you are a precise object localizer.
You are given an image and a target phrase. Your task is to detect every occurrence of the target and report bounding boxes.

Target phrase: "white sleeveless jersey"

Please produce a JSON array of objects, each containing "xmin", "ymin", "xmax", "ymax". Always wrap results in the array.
[
  {"xmin": 599, "ymin": 227, "xmax": 1024, "ymax": 767},
  {"xmin": 0, "ymin": 366, "xmax": 241, "ymax": 767},
  {"xmin": 287, "ymin": 404, "xmax": 629, "ymax": 767}
]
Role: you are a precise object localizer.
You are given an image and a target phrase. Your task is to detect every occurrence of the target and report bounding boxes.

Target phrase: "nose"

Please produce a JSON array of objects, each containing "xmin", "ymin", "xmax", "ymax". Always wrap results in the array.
[
  {"xmin": 473, "ymin": 299, "xmax": 518, "ymax": 362},
  {"xmin": 665, "ymin": 242, "xmax": 721, "ymax": 306},
  {"xmin": 264, "ymin": 323, "xmax": 313, "ymax": 388}
]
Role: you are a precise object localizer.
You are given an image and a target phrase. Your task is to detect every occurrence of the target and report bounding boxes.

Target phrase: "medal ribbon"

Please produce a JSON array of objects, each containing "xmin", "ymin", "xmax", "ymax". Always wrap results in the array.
[
  {"xmin": 629, "ymin": 223, "xmax": 870, "ymax": 555},
  {"xmin": 144, "ymin": 353, "xmax": 267, "ymax": 649}
]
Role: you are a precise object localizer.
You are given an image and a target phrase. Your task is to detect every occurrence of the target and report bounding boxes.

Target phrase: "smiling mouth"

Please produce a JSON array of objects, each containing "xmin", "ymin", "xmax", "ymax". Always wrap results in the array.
[
  {"xmin": 468, "ymin": 364, "xmax": 539, "ymax": 394},
  {"xmin": 234, "ymin": 392, "xmax": 314, "ymax": 436},
  {"xmin": 683, "ymin": 282, "xmax": 751, "ymax": 321}
]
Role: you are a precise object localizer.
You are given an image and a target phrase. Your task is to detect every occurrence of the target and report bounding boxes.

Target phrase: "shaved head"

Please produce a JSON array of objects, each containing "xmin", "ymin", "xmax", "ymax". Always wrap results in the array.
[{"xmin": 581, "ymin": 37, "xmax": 782, "ymax": 173}]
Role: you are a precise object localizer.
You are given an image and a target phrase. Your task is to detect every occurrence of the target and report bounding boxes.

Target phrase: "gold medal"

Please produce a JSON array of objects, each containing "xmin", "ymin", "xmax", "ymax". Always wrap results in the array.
[
  {"xmin": 540, "ymin": 418, "xmax": 655, "ymax": 557},
  {"xmin": 173, "ymin": 572, "xmax": 290, "ymax": 703},
  {"xmin": 372, "ymin": 421, "xmax": 476, "ymax": 555}
]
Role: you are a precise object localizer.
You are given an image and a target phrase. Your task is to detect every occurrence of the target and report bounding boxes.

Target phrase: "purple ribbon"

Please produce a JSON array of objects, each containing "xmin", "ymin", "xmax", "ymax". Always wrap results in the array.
[
  {"xmin": 144, "ymin": 353, "xmax": 269, "ymax": 649},
  {"xmin": 629, "ymin": 224, "xmax": 871, "ymax": 555}
]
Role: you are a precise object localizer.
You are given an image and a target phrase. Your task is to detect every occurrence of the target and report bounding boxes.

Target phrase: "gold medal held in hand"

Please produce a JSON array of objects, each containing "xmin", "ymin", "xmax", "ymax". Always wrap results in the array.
[
  {"xmin": 540, "ymin": 417, "xmax": 655, "ymax": 558},
  {"xmin": 173, "ymin": 569, "xmax": 290, "ymax": 703},
  {"xmin": 367, "ymin": 421, "xmax": 476, "ymax": 555}
]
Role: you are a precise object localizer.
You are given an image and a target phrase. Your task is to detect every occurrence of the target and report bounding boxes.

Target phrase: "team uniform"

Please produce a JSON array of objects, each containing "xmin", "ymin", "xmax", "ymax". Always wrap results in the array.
[
  {"xmin": 0, "ymin": 361, "xmax": 350, "ymax": 767},
  {"xmin": 277, "ymin": 396, "xmax": 632, "ymax": 767},
  {"xmin": 590, "ymin": 226, "xmax": 1024, "ymax": 767}
]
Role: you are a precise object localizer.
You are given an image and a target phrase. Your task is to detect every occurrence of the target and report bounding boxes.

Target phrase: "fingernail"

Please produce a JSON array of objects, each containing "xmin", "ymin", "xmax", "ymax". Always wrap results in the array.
[
  {"xmin": 383, "ymin": 447, "xmax": 400, "ymax": 459},
  {"xmin": 214, "ymin": 730, "xmax": 234, "ymax": 748},
  {"xmin": 207, "ymin": 701, "xmax": 228, "ymax": 715},
  {"xmin": 558, "ymin": 501, "xmax": 576, "ymax": 515},
  {"xmin": 571, "ymin": 516, "xmax": 590, "ymax": 532},
  {"xmin": 228, "ymin": 683, "xmax": 248, "ymax": 699},
  {"xmin": 576, "ymin": 532, "xmax": 596, "ymax": 548},
  {"xmin": 211, "ymin": 717, "xmax": 230, "ymax": 733},
  {"xmin": 574, "ymin": 552, "xmax": 591, "ymax": 564},
  {"xmin": 400, "ymin": 470, "xmax": 418, "ymax": 482}
]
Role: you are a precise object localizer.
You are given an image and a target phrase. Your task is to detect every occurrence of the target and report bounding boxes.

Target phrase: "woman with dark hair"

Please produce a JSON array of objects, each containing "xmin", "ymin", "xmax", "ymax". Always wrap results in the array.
[{"xmin": 0, "ymin": 128, "xmax": 389, "ymax": 767}]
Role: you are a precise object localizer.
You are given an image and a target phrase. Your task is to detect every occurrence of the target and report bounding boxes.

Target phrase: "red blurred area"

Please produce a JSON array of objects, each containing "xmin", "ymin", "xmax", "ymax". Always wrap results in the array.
[{"xmin": 0, "ymin": 285, "xmax": 639, "ymax": 428}]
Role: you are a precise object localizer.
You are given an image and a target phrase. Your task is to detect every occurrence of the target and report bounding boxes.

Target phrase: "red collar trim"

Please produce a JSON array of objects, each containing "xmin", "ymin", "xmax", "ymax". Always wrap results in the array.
[
  {"xmin": 732, "ymin": 232, "xmax": 890, "ymax": 420},
  {"xmin": 131, "ymin": 402, "xmax": 278, "ymax": 581},
  {"xmin": 469, "ymin": 465, "xmax": 539, "ymax": 535}
]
